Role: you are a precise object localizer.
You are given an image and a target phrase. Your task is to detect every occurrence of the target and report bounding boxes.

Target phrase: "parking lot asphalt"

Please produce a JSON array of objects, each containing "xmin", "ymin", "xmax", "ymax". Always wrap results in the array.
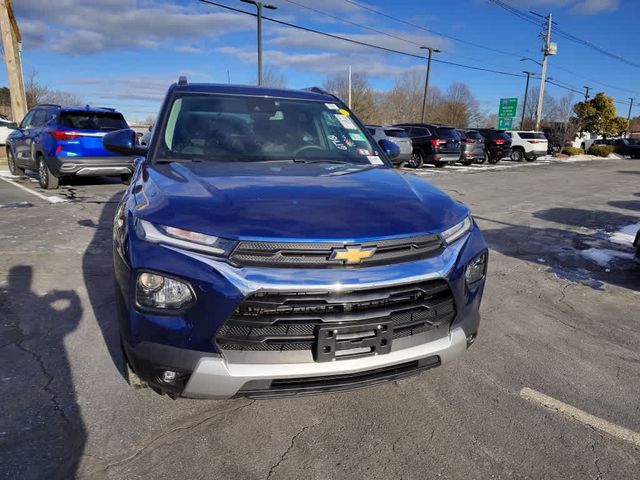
[{"xmin": 1, "ymin": 157, "xmax": 639, "ymax": 480}]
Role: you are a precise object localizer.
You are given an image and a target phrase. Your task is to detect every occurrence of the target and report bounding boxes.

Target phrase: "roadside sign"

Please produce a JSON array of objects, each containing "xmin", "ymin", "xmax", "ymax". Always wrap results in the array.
[
  {"xmin": 497, "ymin": 117, "xmax": 513, "ymax": 130},
  {"xmin": 498, "ymin": 98, "xmax": 518, "ymax": 118}
]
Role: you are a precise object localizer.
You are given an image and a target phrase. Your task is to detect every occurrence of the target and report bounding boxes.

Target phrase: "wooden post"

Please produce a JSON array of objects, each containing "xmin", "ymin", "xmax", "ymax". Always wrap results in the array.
[{"xmin": 0, "ymin": 0, "xmax": 27, "ymax": 122}]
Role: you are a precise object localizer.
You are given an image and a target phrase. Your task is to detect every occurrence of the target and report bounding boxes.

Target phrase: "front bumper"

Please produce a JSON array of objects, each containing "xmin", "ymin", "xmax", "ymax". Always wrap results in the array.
[
  {"xmin": 117, "ymin": 223, "xmax": 487, "ymax": 398},
  {"xmin": 525, "ymin": 149, "xmax": 547, "ymax": 159},
  {"xmin": 50, "ymin": 155, "xmax": 134, "ymax": 177}
]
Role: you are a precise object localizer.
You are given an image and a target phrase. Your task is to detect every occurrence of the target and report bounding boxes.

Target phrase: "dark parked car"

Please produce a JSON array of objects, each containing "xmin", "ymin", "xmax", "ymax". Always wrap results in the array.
[
  {"xmin": 477, "ymin": 129, "xmax": 512, "ymax": 164},
  {"xmin": 6, "ymin": 104, "xmax": 133, "ymax": 189},
  {"xmin": 634, "ymin": 229, "xmax": 640, "ymax": 264},
  {"xmin": 613, "ymin": 138, "xmax": 640, "ymax": 158},
  {"xmin": 456, "ymin": 129, "xmax": 485, "ymax": 165},
  {"xmin": 394, "ymin": 123, "xmax": 461, "ymax": 168},
  {"xmin": 104, "ymin": 79, "xmax": 488, "ymax": 399}
]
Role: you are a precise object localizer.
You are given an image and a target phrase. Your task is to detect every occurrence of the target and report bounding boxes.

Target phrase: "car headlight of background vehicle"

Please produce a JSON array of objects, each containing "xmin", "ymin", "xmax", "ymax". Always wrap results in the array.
[
  {"xmin": 136, "ymin": 272, "xmax": 195, "ymax": 311},
  {"xmin": 136, "ymin": 219, "xmax": 236, "ymax": 256},
  {"xmin": 440, "ymin": 215, "xmax": 473, "ymax": 245}
]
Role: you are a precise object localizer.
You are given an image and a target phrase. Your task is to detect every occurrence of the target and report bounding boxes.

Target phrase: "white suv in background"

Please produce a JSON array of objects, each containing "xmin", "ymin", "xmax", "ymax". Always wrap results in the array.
[{"xmin": 506, "ymin": 131, "xmax": 548, "ymax": 162}]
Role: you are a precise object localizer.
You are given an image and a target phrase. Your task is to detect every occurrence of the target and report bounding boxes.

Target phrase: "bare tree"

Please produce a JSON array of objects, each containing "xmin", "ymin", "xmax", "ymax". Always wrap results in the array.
[
  {"xmin": 25, "ymin": 70, "xmax": 83, "ymax": 108},
  {"xmin": 433, "ymin": 82, "xmax": 480, "ymax": 127},
  {"xmin": 260, "ymin": 67, "xmax": 287, "ymax": 89},
  {"xmin": 324, "ymin": 71, "xmax": 380, "ymax": 123}
]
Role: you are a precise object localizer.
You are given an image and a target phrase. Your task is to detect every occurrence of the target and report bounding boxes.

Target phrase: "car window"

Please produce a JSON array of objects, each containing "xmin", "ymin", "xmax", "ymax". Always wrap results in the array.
[
  {"xmin": 157, "ymin": 93, "xmax": 379, "ymax": 165},
  {"xmin": 435, "ymin": 127, "xmax": 457, "ymax": 139},
  {"xmin": 519, "ymin": 132, "xmax": 547, "ymax": 140},
  {"xmin": 383, "ymin": 129, "xmax": 408, "ymax": 138},
  {"xmin": 30, "ymin": 109, "xmax": 48, "ymax": 128},
  {"xmin": 411, "ymin": 127, "xmax": 430, "ymax": 137},
  {"xmin": 59, "ymin": 112, "xmax": 128, "ymax": 131},
  {"xmin": 366, "ymin": 128, "xmax": 376, "ymax": 135},
  {"xmin": 20, "ymin": 111, "xmax": 35, "ymax": 129},
  {"xmin": 494, "ymin": 131, "xmax": 511, "ymax": 141}
]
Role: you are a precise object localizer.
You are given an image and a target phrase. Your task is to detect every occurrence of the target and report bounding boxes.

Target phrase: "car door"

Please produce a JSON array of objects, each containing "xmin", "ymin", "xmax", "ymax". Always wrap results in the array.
[{"xmin": 11, "ymin": 110, "xmax": 37, "ymax": 169}]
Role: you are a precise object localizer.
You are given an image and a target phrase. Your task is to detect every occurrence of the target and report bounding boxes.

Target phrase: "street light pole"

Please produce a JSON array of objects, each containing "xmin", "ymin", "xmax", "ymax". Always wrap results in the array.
[
  {"xmin": 583, "ymin": 86, "xmax": 591, "ymax": 102},
  {"xmin": 420, "ymin": 46, "xmax": 440, "ymax": 123},
  {"xmin": 627, "ymin": 97, "xmax": 634, "ymax": 122},
  {"xmin": 521, "ymin": 71, "xmax": 535, "ymax": 129},
  {"xmin": 240, "ymin": 0, "xmax": 277, "ymax": 86}
]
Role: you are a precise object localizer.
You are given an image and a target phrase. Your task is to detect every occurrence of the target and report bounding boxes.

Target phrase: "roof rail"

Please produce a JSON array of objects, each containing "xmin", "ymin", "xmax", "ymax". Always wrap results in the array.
[
  {"xmin": 178, "ymin": 75, "xmax": 188, "ymax": 86},
  {"xmin": 97, "ymin": 107, "xmax": 116, "ymax": 111},
  {"xmin": 35, "ymin": 103, "xmax": 61, "ymax": 108},
  {"xmin": 302, "ymin": 86, "xmax": 343, "ymax": 103}
]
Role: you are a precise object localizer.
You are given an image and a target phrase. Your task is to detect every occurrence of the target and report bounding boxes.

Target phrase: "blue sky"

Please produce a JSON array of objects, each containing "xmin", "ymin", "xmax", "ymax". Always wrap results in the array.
[{"xmin": 5, "ymin": 0, "xmax": 639, "ymax": 121}]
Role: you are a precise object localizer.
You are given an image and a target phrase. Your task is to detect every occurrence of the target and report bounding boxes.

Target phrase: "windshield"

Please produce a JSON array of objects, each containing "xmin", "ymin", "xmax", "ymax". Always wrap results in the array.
[
  {"xmin": 156, "ymin": 93, "xmax": 382, "ymax": 165},
  {"xmin": 436, "ymin": 127, "xmax": 457, "ymax": 139},
  {"xmin": 519, "ymin": 132, "xmax": 547, "ymax": 140}
]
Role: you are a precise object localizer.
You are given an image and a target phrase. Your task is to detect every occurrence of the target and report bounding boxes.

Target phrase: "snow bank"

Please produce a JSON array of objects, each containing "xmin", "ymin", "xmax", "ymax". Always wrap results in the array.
[
  {"xmin": 609, "ymin": 222, "xmax": 640, "ymax": 246},
  {"xmin": 580, "ymin": 248, "xmax": 633, "ymax": 267}
]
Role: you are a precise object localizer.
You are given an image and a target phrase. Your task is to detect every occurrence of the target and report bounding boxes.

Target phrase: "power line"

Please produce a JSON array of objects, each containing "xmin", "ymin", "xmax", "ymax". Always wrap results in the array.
[
  {"xmin": 488, "ymin": 0, "xmax": 640, "ymax": 70},
  {"xmin": 199, "ymin": 0, "xmax": 526, "ymax": 78},
  {"xmin": 280, "ymin": 0, "xmax": 423, "ymax": 48},
  {"xmin": 342, "ymin": 0, "xmax": 526, "ymax": 58}
]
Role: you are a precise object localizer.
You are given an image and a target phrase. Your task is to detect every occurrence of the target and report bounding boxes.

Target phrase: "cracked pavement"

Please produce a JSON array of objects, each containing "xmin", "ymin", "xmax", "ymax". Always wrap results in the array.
[{"xmin": 0, "ymin": 159, "xmax": 639, "ymax": 479}]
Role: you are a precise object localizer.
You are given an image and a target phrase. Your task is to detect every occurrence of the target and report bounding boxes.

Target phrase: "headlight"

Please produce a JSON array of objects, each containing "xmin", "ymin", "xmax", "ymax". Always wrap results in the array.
[
  {"xmin": 465, "ymin": 252, "xmax": 487, "ymax": 285},
  {"xmin": 136, "ymin": 272, "xmax": 194, "ymax": 311},
  {"xmin": 137, "ymin": 219, "xmax": 236, "ymax": 256},
  {"xmin": 440, "ymin": 215, "xmax": 473, "ymax": 245}
]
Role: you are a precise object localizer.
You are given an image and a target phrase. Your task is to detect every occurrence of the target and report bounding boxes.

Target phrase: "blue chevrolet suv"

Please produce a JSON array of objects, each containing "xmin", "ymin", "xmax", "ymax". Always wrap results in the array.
[
  {"xmin": 6, "ymin": 104, "xmax": 134, "ymax": 189},
  {"xmin": 104, "ymin": 79, "xmax": 488, "ymax": 399}
]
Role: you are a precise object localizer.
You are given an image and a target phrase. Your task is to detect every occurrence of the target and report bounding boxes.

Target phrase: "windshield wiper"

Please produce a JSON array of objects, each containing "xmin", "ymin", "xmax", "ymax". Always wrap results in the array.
[{"xmin": 292, "ymin": 158, "xmax": 354, "ymax": 165}]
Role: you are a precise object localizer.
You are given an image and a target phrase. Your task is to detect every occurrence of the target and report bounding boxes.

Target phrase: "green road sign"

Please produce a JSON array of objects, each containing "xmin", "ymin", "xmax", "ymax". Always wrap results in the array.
[
  {"xmin": 497, "ymin": 117, "xmax": 513, "ymax": 130},
  {"xmin": 498, "ymin": 97, "xmax": 518, "ymax": 118}
]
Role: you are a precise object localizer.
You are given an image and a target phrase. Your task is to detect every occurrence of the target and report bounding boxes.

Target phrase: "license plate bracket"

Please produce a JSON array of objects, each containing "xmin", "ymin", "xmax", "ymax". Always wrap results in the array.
[{"xmin": 315, "ymin": 321, "xmax": 393, "ymax": 362}]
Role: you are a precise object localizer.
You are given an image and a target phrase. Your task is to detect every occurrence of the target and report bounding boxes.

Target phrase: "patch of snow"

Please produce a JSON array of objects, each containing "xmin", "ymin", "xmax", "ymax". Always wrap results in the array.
[
  {"xmin": 47, "ymin": 196, "xmax": 67, "ymax": 204},
  {"xmin": 609, "ymin": 222, "xmax": 640, "ymax": 246},
  {"xmin": 580, "ymin": 248, "xmax": 634, "ymax": 267}
]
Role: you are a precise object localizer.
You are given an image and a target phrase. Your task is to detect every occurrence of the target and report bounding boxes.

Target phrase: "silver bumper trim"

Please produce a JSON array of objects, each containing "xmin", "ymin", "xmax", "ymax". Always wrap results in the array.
[
  {"xmin": 75, "ymin": 167, "xmax": 131, "ymax": 176},
  {"xmin": 182, "ymin": 327, "xmax": 468, "ymax": 399}
]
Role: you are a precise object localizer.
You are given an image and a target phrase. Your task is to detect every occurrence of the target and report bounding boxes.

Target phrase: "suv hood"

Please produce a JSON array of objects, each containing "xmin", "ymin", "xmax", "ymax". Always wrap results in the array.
[{"xmin": 136, "ymin": 161, "xmax": 468, "ymax": 241}]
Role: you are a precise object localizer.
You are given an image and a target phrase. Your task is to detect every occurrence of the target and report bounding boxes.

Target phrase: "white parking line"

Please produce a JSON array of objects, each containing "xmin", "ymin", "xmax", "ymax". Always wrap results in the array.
[
  {"xmin": 520, "ymin": 387, "xmax": 640, "ymax": 448},
  {"xmin": 0, "ymin": 171, "xmax": 67, "ymax": 204}
]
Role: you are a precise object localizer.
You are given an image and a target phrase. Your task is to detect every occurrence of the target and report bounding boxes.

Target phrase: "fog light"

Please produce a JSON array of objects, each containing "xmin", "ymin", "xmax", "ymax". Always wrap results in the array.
[
  {"xmin": 161, "ymin": 370, "xmax": 177, "ymax": 383},
  {"xmin": 136, "ymin": 272, "xmax": 194, "ymax": 311},
  {"xmin": 465, "ymin": 252, "xmax": 487, "ymax": 285}
]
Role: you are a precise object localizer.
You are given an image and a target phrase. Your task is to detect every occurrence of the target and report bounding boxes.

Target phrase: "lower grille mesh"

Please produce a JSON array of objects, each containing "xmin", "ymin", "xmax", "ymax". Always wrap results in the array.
[{"xmin": 216, "ymin": 279, "xmax": 455, "ymax": 354}]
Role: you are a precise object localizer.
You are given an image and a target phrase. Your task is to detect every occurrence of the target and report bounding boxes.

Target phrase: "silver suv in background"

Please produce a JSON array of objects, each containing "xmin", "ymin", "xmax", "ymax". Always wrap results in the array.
[
  {"xmin": 456, "ymin": 129, "xmax": 485, "ymax": 165},
  {"xmin": 506, "ymin": 131, "xmax": 548, "ymax": 162},
  {"xmin": 366, "ymin": 125, "xmax": 412, "ymax": 167}
]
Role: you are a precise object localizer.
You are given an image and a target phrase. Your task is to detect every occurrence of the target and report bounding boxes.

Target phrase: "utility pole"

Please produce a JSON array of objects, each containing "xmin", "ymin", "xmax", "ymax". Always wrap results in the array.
[
  {"xmin": 0, "ymin": 0, "xmax": 27, "ymax": 122},
  {"xmin": 240, "ymin": 0, "xmax": 277, "ymax": 86},
  {"xmin": 420, "ymin": 46, "xmax": 440, "ymax": 123},
  {"xmin": 583, "ymin": 86, "xmax": 591, "ymax": 102},
  {"xmin": 348, "ymin": 64, "xmax": 352, "ymax": 109},
  {"xmin": 521, "ymin": 71, "xmax": 535, "ymax": 129},
  {"xmin": 627, "ymin": 98, "xmax": 634, "ymax": 121},
  {"xmin": 535, "ymin": 13, "xmax": 554, "ymax": 131}
]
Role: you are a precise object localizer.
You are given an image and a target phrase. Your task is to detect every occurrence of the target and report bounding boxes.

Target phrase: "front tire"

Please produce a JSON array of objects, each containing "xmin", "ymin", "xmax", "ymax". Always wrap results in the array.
[
  {"xmin": 407, "ymin": 149, "xmax": 424, "ymax": 169},
  {"xmin": 525, "ymin": 155, "xmax": 537, "ymax": 162},
  {"xmin": 488, "ymin": 156, "xmax": 500, "ymax": 164},
  {"xmin": 477, "ymin": 152, "xmax": 488, "ymax": 164},
  {"xmin": 37, "ymin": 156, "xmax": 59, "ymax": 190},
  {"xmin": 121, "ymin": 174, "xmax": 132, "ymax": 185},
  {"xmin": 7, "ymin": 149, "xmax": 24, "ymax": 176},
  {"xmin": 510, "ymin": 148, "xmax": 524, "ymax": 162}
]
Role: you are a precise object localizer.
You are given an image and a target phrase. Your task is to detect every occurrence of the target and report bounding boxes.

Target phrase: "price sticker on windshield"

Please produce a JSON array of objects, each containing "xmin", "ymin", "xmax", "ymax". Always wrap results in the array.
[
  {"xmin": 367, "ymin": 156, "xmax": 384, "ymax": 165},
  {"xmin": 334, "ymin": 114, "xmax": 357, "ymax": 130}
]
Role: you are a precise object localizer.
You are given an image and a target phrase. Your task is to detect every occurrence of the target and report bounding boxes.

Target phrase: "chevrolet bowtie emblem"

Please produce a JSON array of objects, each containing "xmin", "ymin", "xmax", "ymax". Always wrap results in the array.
[{"xmin": 329, "ymin": 245, "xmax": 377, "ymax": 265}]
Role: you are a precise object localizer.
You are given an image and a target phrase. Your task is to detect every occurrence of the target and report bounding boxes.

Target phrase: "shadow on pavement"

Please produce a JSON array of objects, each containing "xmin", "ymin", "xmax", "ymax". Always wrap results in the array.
[
  {"xmin": 478, "ymin": 211, "xmax": 639, "ymax": 291},
  {"xmin": 608, "ymin": 200, "xmax": 640, "ymax": 212},
  {"xmin": 0, "ymin": 266, "xmax": 86, "ymax": 479},
  {"xmin": 81, "ymin": 193, "xmax": 125, "ymax": 378},
  {"xmin": 533, "ymin": 207, "xmax": 638, "ymax": 232}
]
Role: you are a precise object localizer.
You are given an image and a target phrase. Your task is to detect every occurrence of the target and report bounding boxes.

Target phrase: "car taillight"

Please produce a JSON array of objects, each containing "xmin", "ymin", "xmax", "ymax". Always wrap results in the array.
[
  {"xmin": 52, "ymin": 131, "xmax": 81, "ymax": 141},
  {"xmin": 494, "ymin": 139, "xmax": 505, "ymax": 145},
  {"xmin": 528, "ymin": 140, "xmax": 541, "ymax": 144},
  {"xmin": 431, "ymin": 139, "xmax": 444, "ymax": 147}
]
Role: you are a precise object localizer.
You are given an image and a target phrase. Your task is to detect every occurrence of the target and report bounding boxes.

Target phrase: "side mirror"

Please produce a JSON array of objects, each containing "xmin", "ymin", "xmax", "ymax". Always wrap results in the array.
[
  {"xmin": 378, "ymin": 139, "xmax": 400, "ymax": 160},
  {"xmin": 6, "ymin": 122, "xmax": 18, "ymax": 130},
  {"xmin": 104, "ymin": 129, "xmax": 148, "ymax": 156}
]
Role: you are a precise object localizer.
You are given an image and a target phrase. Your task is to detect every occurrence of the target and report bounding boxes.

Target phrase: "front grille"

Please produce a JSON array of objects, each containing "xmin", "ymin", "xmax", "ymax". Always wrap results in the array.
[
  {"xmin": 215, "ymin": 280, "xmax": 455, "ymax": 355},
  {"xmin": 229, "ymin": 234, "xmax": 443, "ymax": 268},
  {"xmin": 237, "ymin": 356, "xmax": 441, "ymax": 398}
]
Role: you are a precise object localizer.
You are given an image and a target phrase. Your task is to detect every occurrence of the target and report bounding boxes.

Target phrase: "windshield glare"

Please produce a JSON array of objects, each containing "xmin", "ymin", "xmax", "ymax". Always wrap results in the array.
[{"xmin": 156, "ymin": 94, "xmax": 382, "ymax": 165}]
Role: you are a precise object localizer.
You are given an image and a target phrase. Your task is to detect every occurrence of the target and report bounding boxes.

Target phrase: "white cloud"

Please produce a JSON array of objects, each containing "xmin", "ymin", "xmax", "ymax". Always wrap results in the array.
[
  {"xmin": 218, "ymin": 46, "xmax": 422, "ymax": 78},
  {"xmin": 175, "ymin": 46, "xmax": 206, "ymax": 54},
  {"xmin": 570, "ymin": 0, "xmax": 619, "ymax": 14},
  {"xmin": 14, "ymin": 0, "xmax": 255, "ymax": 54}
]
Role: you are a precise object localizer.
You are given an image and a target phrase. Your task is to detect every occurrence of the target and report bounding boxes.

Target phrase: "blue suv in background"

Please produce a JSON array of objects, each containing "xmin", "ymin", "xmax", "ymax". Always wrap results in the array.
[{"xmin": 6, "ymin": 105, "xmax": 134, "ymax": 189}]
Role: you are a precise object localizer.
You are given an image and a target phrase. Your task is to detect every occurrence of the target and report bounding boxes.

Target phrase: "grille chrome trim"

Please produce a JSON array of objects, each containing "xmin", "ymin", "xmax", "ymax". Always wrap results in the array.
[{"xmin": 229, "ymin": 234, "xmax": 444, "ymax": 268}]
